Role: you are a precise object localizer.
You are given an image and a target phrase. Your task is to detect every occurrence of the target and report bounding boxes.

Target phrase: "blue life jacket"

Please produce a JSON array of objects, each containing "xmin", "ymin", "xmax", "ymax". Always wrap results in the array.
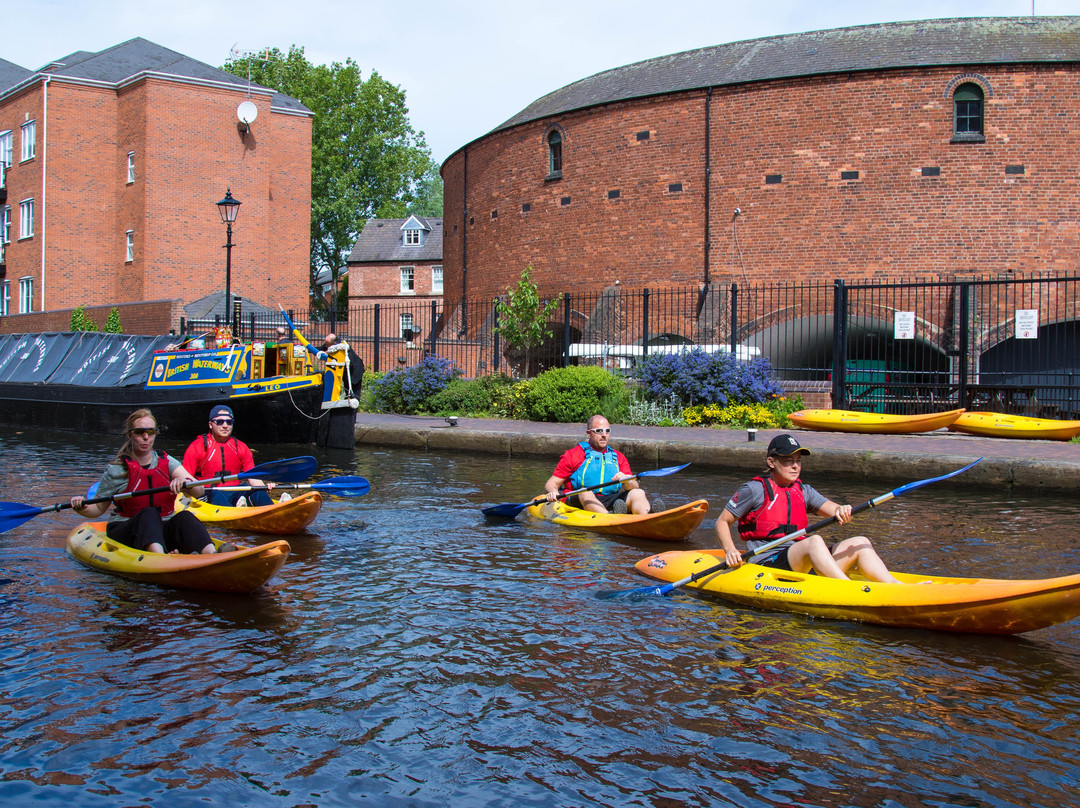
[{"xmin": 568, "ymin": 441, "xmax": 622, "ymax": 496}]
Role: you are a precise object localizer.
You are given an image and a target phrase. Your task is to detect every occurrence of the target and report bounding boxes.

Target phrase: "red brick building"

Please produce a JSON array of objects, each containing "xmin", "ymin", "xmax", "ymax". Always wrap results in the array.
[
  {"xmin": 442, "ymin": 17, "xmax": 1080, "ymax": 314},
  {"xmin": 346, "ymin": 215, "xmax": 443, "ymax": 342},
  {"xmin": 0, "ymin": 38, "xmax": 311, "ymax": 333}
]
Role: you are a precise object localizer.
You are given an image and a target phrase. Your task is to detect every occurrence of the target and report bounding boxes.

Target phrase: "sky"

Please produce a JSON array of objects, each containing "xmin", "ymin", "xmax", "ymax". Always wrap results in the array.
[{"xmin": 4, "ymin": 0, "xmax": 1079, "ymax": 164}]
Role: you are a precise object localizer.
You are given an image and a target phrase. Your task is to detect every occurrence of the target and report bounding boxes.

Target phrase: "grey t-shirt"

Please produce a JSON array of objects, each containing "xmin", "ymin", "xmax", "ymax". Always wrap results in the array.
[{"xmin": 724, "ymin": 477, "xmax": 828, "ymax": 552}]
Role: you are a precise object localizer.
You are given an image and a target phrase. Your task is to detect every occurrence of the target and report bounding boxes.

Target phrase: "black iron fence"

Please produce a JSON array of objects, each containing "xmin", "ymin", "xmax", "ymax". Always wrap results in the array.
[{"xmin": 186, "ymin": 272, "xmax": 1080, "ymax": 418}]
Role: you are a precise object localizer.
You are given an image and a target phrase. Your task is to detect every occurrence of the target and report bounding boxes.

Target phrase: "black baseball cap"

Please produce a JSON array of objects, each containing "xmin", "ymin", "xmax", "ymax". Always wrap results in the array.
[{"xmin": 767, "ymin": 434, "xmax": 811, "ymax": 457}]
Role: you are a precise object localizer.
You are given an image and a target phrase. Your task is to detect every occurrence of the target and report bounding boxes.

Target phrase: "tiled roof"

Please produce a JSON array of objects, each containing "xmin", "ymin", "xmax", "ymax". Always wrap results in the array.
[
  {"xmin": 348, "ymin": 217, "xmax": 444, "ymax": 263},
  {"xmin": 490, "ymin": 17, "xmax": 1080, "ymax": 136},
  {"xmin": 0, "ymin": 58, "xmax": 32, "ymax": 95},
  {"xmin": 1, "ymin": 38, "xmax": 310, "ymax": 114}
]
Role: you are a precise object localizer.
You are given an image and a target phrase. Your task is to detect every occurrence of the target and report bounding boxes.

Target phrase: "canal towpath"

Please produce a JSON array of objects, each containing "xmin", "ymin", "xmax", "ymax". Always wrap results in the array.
[{"xmin": 353, "ymin": 412, "xmax": 1080, "ymax": 495}]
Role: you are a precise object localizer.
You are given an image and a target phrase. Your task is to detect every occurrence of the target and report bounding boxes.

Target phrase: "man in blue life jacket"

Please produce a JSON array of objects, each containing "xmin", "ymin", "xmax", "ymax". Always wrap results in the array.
[{"xmin": 542, "ymin": 415, "xmax": 660, "ymax": 514}]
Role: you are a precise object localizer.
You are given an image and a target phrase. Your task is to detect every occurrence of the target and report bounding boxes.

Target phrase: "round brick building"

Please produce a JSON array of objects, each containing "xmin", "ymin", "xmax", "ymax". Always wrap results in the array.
[{"xmin": 442, "ymin": 16, "xmax": 1080, "ymax": 308}]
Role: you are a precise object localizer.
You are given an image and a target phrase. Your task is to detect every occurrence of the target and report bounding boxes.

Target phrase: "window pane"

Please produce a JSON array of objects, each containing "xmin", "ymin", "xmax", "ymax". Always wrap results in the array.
[{"xmin": 432, "ymin": 266, "xmax": 443, "ymax": 294}]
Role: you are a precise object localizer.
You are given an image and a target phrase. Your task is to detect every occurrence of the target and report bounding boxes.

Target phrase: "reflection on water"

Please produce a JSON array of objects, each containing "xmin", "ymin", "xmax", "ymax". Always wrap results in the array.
[{"xmin": 1, "ymin": 425, "xmax": 1078, "ymax": 806}]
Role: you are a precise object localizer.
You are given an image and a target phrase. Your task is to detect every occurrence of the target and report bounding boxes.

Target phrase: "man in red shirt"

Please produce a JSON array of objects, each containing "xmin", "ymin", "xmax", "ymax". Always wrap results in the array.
[{"xmin": 183, "ymin": 405, "xmax": 276, "ymax": 507}]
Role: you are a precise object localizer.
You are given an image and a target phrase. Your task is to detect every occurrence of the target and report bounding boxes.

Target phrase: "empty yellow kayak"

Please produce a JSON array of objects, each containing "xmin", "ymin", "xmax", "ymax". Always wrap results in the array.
[
  {"xmin": 948, "ymin": 411, "xmax": 1080, "ymax": 441},
  {"xmin": 67, "ymin": 521, "xmax": 290, "ymax": 594},
  {"xmin": 789, "ymin": 408, "xmax": 965, "ymax": 434},
  {"xmin": 634, "ymin": 549, "xmax": 1080, "ymax": 634},
  {"xmin": 174, "ymin": 491, "xmax": 322, "ymax": 535},
  {"xmin": 527, "ymin": 499, "xmax": 709, "ymax": 541}
]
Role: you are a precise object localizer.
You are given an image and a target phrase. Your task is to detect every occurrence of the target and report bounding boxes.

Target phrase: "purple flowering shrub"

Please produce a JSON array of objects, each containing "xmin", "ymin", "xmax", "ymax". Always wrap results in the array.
[
  {"xmin": 638, "ymin": 349, "xmax": 783, "ymax": 407},
  {"xmin": 372, "ymin": 356, "xmax": 462, "ymax": 413}
]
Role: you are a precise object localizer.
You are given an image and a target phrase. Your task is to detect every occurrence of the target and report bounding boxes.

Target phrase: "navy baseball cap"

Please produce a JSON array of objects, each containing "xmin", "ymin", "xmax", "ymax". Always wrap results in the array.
[
  {"xmin": 767, "ymin": 434, "xmax": 811, "ymax": 457},
  {"xmin": 209, "ymin": 404, "xmax": 234, "ymax": 420}
]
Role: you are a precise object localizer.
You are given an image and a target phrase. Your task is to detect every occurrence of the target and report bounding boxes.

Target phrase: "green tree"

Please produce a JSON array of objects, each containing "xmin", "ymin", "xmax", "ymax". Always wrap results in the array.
[
  {"xmin": 104, "ymin": 308, "xmax": 123, "ymax": 334},
  {"xmin": 70, "ymin": 305, "xmax": 97, "ymax": 332},
  {"xmin": 406, "ymin": 159, "xmax": 444, "ymax": 217},
  {"xmin": 494, "ymin": 268, "xmax": 560, "ymax": 376},
  {"xmin": 223, "ymin": 47, "xmax": 433, "ymax": 308}
]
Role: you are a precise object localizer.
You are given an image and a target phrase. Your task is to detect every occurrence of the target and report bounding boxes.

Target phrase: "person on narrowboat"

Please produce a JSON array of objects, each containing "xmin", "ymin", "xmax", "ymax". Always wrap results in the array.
[
  {"xmin": 542, "ymin": 415, "xmax": 662, "ymax": 515},
  {"xmin": 182, "ymin": 405, "xmax": 278, "ymax": 507},
  {"xmin": 714, "ymin": 434, "xmax": 900, "ymax": 582},
  {"xmin": 69, "ymin": 408, "xmax": 227, "ymax": 554}
]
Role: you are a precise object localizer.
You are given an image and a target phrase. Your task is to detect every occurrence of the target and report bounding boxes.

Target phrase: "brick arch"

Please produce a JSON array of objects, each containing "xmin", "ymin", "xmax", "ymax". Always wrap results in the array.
[{"xmin": 944, "ymin": 72, "xmax": 993, "ymax": 98}]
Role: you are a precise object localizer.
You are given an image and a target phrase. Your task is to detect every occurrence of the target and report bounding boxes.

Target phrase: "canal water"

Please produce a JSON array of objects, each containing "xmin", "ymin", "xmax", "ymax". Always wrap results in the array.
[{"xmin": 1, "ymin": 425, "xmax": 1078, "ymax": 807}]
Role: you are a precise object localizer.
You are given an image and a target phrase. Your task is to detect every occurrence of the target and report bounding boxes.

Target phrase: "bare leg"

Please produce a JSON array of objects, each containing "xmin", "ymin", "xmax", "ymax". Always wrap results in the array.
[
  {"xmin": 576, "ymin": 491, "xmax": 610, "ymax": 514},
  {"xmin": 786, "ymin": 535, "xmax": 850, "ymax": 579},
  {"xmin": 625, "ymin": 489, "xmax": 651, "ymax": 514},
  {"xmin": 832, "ymin": 536, "xmax": 901, "ymax": 583}
]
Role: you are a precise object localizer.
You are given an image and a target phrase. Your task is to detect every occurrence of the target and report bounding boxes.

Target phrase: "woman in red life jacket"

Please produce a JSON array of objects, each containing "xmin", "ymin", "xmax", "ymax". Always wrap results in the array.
[
  {"xmin": 69, "ymin": 409, "xmax": 230, "ymax": 554},
  {"xmin": 714, "ymin": 434, "xmax": 899, "ymax": 582}
]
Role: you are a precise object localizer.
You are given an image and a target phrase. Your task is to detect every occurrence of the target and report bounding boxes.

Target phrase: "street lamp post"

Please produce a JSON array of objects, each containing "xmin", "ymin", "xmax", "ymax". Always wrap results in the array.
[{"xmin": 216, "ymin": 189, "xmax": 242, "ymax": 331}]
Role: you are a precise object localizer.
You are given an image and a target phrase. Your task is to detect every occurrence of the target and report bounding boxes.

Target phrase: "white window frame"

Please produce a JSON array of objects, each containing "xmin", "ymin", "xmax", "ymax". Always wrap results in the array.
[
  {"xmin": 1, "ymin": 206, "xmax": 10, "ymax": 244},
  {"xmin": 399, "ymin": 266, "xmax": 415, "ymax": 294},
  {"xmin": 0, "ymin": 130, "xmax": 12, "ymax": 170},
  {"xmin": 127, "ymin": 151, "xmax": 135, "ymax": 183},
  {"xmin": 400, "ymin": 312, "xmax": 415, "ymax": 339},
  {"xmin": 0, "ymin": 280, "xmax": 10, "ymax": 316},
  {"xmin": 431, "ymin": 265, "xmax": 443, "ymax": 294},
  {"xmin": 126, "ymin": 230, "xmax": 135, "ymax": 262},
  {"xmin": 18, "ymin": 276, "xmax": 33, "ymax": 313},
  {"xmin": 404, "ymin": 228, "xmax": 421, "ymax": 246},
  {"xmin": 20, "ymin": 120, "xmax": 35, "ymax": 162},
  {"xmin": 19, "ymin": 198, "xmax": 33, "ymax": 239}
]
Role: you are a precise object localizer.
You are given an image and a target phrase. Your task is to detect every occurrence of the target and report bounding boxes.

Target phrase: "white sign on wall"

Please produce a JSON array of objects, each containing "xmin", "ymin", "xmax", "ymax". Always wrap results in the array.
[
  {"xmin": 1015, "ymin": 309, "xmax": 1038, "ymax": 339},
  {"xmin": 894, "ymin": 311, "xmax": 916, "ymax": 340}
]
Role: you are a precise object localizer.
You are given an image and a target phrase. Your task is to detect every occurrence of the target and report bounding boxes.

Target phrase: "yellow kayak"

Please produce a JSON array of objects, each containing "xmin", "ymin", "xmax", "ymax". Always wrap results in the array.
[
  {"xmin": 174, "ymin": 491, "xmax": 322, "ymax": 535},
  {"xmin": 527, "ymin": 499, "xmax": 708, "ymax": 541},
  {"xmin": 789, "ymin": 408, "xmax": 965, "ymax": 434},
  {"xmin": 634, "ymin": 549, "xmax": 1080, "ymax": 634},
  {"xmin": 948, "ymin": 411, "xmax": 1080, "ymax": 441},
  {"xmin": 67, "ymin": 521, "xmax": 290, "ymax": 594}
]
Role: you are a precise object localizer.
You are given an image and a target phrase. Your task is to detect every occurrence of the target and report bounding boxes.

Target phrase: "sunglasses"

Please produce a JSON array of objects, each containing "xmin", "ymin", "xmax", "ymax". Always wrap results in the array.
[
  {"xmin": 589, "ymin": 427, "xmax": 612, "ymax": 434},
  {"xmin": 129, "ymin": 427, "xmax": 159, "ymax": 437},
  {"xmin": 211, "ymin": 418, "xmax": 234, "ymax": 425}
]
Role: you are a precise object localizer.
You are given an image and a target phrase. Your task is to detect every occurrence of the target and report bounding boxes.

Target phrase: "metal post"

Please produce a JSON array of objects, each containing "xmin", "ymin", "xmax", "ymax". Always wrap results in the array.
[
  {"xmin": 492, "ymin": 298, "xmax": 500, "ymax": 372},
  {"xmin": 373, "ymin": 304, "xmax": 381, "ymax": 373},
  {"xmin": 958, "ymin": 282, "xmax": 970, "ymax": 408},
  {"xmin": 429, "ymin": 299, "xmax": 438, "ymax": 357},
  {"xmin": 223, "ymin": 221, "xmax": 233, "ymax": 331},
  {"xmin": 563, "ymin": 293, "xmax": 571, "ymax": 367},
  {"xmin": 832, "ymin": 279, "xmax": 848, "ymax": 409},
  {"xmin": 642, "ymin": 288, "xmax": 650, "ymax": 362},
  {"xmin": 730, "ymin": 282, "xmax": 738, "ymax": 357}
]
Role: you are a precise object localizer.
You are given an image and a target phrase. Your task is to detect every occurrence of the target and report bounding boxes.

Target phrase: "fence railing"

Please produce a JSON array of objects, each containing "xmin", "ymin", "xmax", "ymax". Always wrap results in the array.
[{"xmin": 184, "ymin": 272, "xmax": 1080, "ymax": 418}]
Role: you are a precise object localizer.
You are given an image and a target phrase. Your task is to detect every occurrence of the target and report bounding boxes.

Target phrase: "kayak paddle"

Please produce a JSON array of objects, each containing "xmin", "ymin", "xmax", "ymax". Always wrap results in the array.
[
  {"xmin": 0, "ymin": 455, "xmax": 319, "ymax": 534},
  {"xmin": 482, "ymin": 463, "xmax": 690, "ymax": 518},
  {"xmin": 600, "ymin": 457, "xmax": 983, "ymax": 599},
  {"xmin": 214, "ymin": 475, "xmax": 371, "ymax": 497}
]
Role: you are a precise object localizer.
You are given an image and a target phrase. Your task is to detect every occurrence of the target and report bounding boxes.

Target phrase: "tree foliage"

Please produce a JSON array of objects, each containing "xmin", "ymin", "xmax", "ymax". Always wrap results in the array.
[
  {"xmin": 70, "ymin": 305, "xmax": 97, "ymax": 332},
  {"xmin": 223, "ymin": 46, "xmax": 435, "ymax": 304},
  {"xmin": 494, "ymin": 268, "xmax": 560, "ymax": 352}
]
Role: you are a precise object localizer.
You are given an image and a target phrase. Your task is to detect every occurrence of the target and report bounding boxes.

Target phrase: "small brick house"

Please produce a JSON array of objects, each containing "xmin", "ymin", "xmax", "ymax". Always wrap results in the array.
[
  {"xmin": 346, "ymin": 216, "xmax": 443, "ymax": 342},
  {"xmin": 0, "ymin": 38, "xmax": 312, "ymax": 334}
]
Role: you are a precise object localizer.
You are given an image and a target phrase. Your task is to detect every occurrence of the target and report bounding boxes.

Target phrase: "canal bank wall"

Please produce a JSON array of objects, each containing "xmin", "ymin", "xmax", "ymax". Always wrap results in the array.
[{"xmin": 353, "ymin": 413, "xmax": 1080, "ymax": 495}]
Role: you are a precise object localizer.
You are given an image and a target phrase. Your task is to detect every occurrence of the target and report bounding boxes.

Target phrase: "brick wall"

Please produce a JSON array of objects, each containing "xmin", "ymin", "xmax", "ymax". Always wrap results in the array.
[
  {"xmin": 0, "ymin": 299, "xmax": 184, "ymax": 335},
  {"xmin": 443, "ymin": 64, "xmax": 1080, "ymax": 308}
]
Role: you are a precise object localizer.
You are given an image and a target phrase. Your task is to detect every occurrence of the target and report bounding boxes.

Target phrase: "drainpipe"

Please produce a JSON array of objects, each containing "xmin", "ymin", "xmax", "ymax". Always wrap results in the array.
[
  {"xmin": 40, "ymin": 75, "xmax": 49, "ymax": 310},
  {"xmin": 704, "ymin": 87, "xmax": 711, "ymax": 287}
]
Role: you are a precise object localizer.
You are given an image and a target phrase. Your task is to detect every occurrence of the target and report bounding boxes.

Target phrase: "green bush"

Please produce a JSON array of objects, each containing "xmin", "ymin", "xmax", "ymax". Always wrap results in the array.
[
  {"xmin": 69, "ymin": 305, "xmax": 98, "ymax": 332},
  {"xmin": 428, "ymin": 378, "xmax": 495, "ymax": 415},
  {"xmin": 104, "ymin": 308, "xmax": 123, "ymax": 334},
  {"xmin": 521, "ymin": 366, "xmax": 627, "ymax": 423}
]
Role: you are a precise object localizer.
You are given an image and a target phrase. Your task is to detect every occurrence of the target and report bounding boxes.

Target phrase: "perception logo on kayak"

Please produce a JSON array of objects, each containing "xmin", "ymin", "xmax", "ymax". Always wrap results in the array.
[
  {"xmin": 647, "ymin": 558, "xmax": 667, "ymax": 569},
  {"xmin": 756, "ymin": 583, "xmax": 803, "ymax": 596}
]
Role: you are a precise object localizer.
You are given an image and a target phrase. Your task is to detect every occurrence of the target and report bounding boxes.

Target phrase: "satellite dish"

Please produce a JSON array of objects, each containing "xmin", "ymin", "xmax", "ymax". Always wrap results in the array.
[{"xmin": 237, "ymin": 101, "xmax": 258, "ymax": 125}]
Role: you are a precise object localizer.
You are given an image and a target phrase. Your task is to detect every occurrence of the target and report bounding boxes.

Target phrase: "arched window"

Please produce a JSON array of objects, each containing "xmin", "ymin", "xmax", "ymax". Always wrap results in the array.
[
  {"xmin": 954, "ymin": 83, "xmax": 984, "ymax": 138},
  {"xmin": 547, "ymin": 130, "xmax": 563, "ymax": 176}
]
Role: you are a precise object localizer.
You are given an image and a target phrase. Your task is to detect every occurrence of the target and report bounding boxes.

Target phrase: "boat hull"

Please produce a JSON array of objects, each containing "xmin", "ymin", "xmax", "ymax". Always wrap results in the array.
[
  {"xmin": 789, "ymin": 408, "xmax": 965, "ymax": 434},
  {"xmin": 527, "ymin": 499, "xmax": 709, "ymax": 541},
  {"xmin": 66, "ymin": 522, "xmax": 290, "ymax": 594},
  {"xmin": 948, "ymin": 411, "xmax": 1080, "ymax": 441},
  {"xmin": 634, "ymin": 549, "xmax": 1080, "ymax": 634},
  {"xmin": 175, "ymin": 491, "xmax": 322, "ymax": 535}
]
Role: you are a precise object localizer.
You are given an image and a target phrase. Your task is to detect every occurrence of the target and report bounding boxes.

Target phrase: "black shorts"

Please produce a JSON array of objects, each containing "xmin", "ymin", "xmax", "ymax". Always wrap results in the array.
[
  {"xmin": 568, "ymin": 489, "xmax": 627, "ymax": 510},
  {"xmin": 753, "ymin": 541, "xmax": 835, "ymax": 572}
]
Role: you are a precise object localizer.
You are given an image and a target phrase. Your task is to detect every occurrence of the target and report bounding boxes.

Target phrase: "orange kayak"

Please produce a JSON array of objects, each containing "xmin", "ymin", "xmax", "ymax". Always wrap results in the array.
[
  {"xmin": 635, "ymin": 548, "xmax": 1080, "ymax": 634},
  {"xmin": 526, "ymin": 499, "xmax": 709, "ymax": 541},
  {"xmin": 789, "ymin": 408, "xmax": 965, "ymax": 434},
  {"xmin": 174, "ymin": 491, "xmax": 322, "ymax": 535},
  {"xmin": 67, "ymin": 521, "xmax": 289, "ymax": 594},
  {"xmin": 948, "ymin": 411, "xmax": 1080, "ymax": 441}
]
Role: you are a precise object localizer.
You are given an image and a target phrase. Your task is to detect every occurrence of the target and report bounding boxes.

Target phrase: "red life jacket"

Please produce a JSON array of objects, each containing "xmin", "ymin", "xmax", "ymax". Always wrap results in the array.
[
  {"xmin": 738, "ymin": 476, "xmax": 808, "ymax": 546},
  {"xmin": 190, "ymin": 434, "xmax": 245, "ymax": 484},
  {"xmin": 114, "ymin": 453, "xmax": 174, "ymax": 518}
]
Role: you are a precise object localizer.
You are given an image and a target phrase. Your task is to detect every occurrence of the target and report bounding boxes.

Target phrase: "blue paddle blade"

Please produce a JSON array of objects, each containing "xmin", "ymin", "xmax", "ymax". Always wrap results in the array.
[
  {"xmin": 482, "ymin": 501, "xmax": 534, "ymax": 519},
  {"xmin": 246, "ymin": 456, "xmax": 318, "ymax": 483},
  {"xmin": 312, "ymin": 476, "xmax": 370, "ymax": 496},
  {"xmin": 0, "ymin": 504, "xmax": 46, "ymax": 534}
]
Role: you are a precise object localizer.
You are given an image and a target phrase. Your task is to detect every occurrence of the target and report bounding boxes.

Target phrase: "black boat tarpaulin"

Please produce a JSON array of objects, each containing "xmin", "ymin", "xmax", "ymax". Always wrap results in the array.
[{"xmin": 0, "ymin": 333, "xmax": 174, "ymax": 386}]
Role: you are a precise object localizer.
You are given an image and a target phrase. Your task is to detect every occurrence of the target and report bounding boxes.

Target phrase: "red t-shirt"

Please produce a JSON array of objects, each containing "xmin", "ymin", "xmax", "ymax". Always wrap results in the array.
[{"xmin": 552, "ymin": 444, "xmax": 631, "ymax": 491}]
